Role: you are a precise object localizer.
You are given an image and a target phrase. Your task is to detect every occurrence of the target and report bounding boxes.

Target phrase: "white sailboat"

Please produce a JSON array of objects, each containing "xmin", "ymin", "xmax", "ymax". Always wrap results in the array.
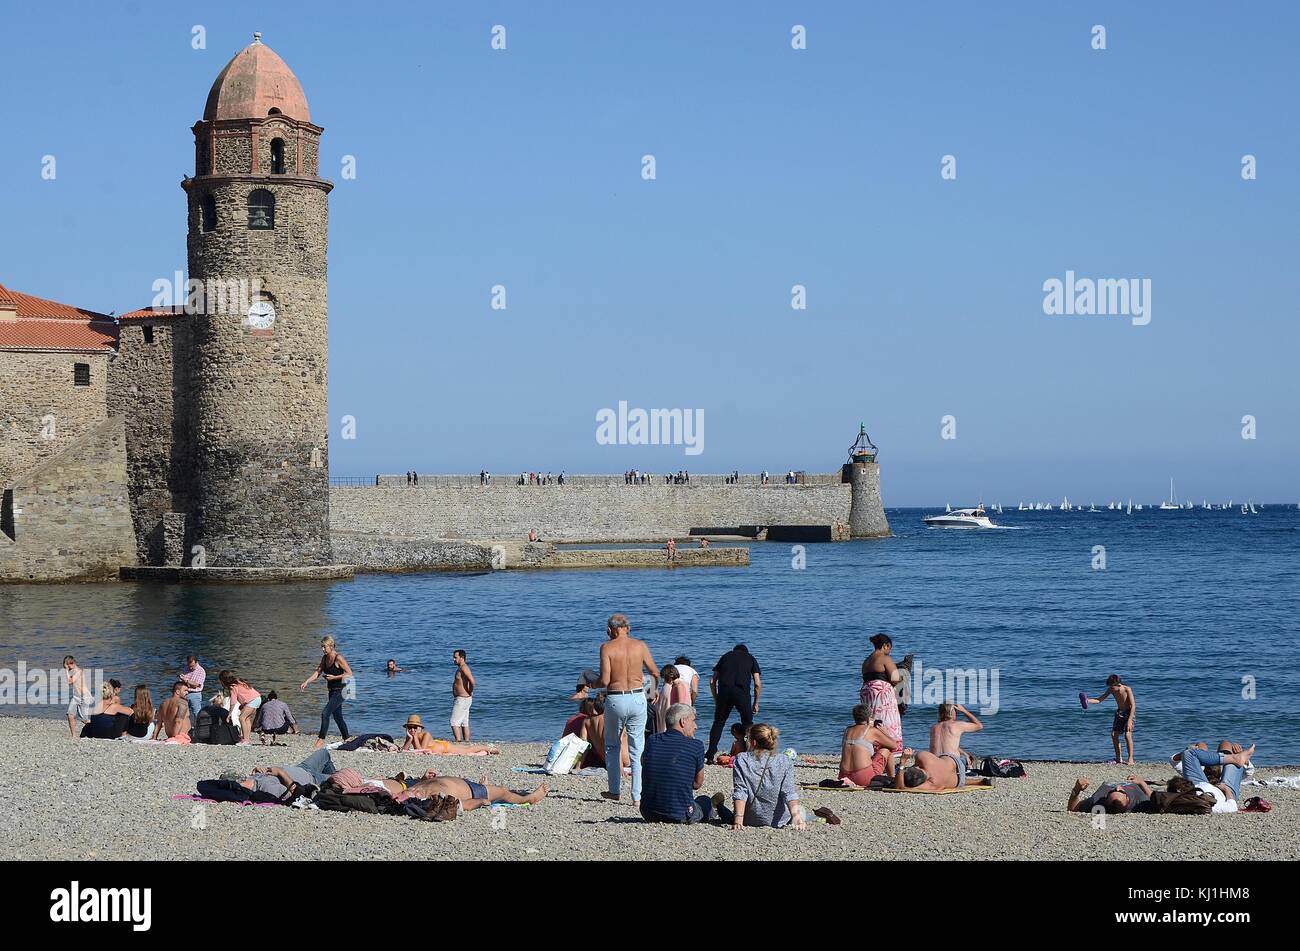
[
  {"xmin": 1126, "ymin": 499, "xmax": 1133, "ymax": 515},
  {"xmin": 1159, "ymin": 478, "xmax": 1180, "ymax": 510}
]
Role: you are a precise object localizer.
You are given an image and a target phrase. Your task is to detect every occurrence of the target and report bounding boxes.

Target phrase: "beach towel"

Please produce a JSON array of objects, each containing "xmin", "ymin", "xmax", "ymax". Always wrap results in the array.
[
  {"xmin": 512, "ymin": 765, "xmax": 605, "ymax": 777},
  {"xmin": 879, "ymin": 785, "xmax": 991, "ymax": 795},
  {"xmin": 195, "ymin": 779, "xmax": 285, "ymax": 805},
  {"xmin": 799, "ymin": 782, "xmax": 870, "ymax": 793},
  {"xmin": 1243, "ymin": 775, "xmax": 1300, "ymax": 789}
]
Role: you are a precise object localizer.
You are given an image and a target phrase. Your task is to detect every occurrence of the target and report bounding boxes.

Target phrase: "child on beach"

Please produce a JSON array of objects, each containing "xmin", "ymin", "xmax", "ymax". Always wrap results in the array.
[
  {"xmin": 1083, "ymin": 674, "xmax": 1136, "ymax": 765},
  {"xmin": 728, "ymin": 722, "xmax": 750, "ymax": 757}
]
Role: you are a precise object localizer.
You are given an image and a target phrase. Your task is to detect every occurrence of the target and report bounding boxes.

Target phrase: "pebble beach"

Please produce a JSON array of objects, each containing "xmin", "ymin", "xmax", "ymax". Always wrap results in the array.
[{"xmin": 3, "ymin": 718, "xmax": 1296, "ymax": 861}]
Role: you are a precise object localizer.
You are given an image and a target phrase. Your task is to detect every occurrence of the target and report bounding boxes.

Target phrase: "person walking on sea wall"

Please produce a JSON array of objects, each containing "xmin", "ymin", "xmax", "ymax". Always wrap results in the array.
[
  {"xmin": 597, "ymin": 613, "xmax": 659, "ymax": 806},
  {"xmin": 301, "ymin": 635, "xmax": 354, "ymax": 750}
]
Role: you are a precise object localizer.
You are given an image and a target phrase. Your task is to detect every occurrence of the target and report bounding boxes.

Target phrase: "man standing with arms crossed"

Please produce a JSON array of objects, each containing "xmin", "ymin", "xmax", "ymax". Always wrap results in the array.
[
  {"xmin": 598, "ymin": 613, "xmax": 659, "ymax": 806},
  {"xmin": 450, "ymin": 649, "xmax": 476, "ymax": 742}
]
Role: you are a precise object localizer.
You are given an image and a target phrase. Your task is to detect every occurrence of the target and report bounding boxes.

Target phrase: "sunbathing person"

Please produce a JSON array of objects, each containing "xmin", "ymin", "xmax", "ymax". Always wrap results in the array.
[
  {"xmin": 82, "ymin": 681, "xmax": 134, "ymax": 739},
  {"xmin": 395, "ymin": 772, "xmax": 548, "ymax": 812},
  {"xmin": 230, "ymin": 749, "xmax": 340, "ymax": 798},
  {"xmin": 894, "ymin": 748, "xmax": 994, "ymax": 792},
  {"xmin": 152, "ymin": 681, "xmax": 192, "ymax": 743},
  {"xmin": 1066, "ymin": 776, "xmax": 1150, "ymax": 814},
  {"xmin": 930, "ymin": 702, "xmax": 981, "ymax": 767},
  {"xmin": 837, "ymin": 705, "xmax": 899, "ymax": 785},
  {"xmin": 400, "ymin": 714, "xmax": 499, "ymax": 754},
  {"xmin": 1170, "ymin": 740, "xmax": 1255, "ymax": 813}
]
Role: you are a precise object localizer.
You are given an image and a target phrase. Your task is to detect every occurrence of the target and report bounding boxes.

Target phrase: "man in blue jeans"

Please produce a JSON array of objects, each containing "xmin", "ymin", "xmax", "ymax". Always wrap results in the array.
[
  {"xmin": 179, "ymin": 655, "xmax": 205, "ymax": 722},
  {"xmin": 1173, "ymin": 741, "xmax": 1255, "ymax": 812},
  {"xmin": 640, "ymin": 704, "xmax": 713, "ymax": 824},
  {"xmin": 597, "ymin": 613, "xmax": 659, "ymax": 806}
]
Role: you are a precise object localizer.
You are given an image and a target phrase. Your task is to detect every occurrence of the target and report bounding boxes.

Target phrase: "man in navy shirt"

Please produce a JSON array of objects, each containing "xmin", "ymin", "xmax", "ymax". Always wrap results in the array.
[
  {"xmin": 640, "ymin": 703, "xmax": 713, "ymax": 824},
  {"xmin": 705, "ymin": 644, "xmax": 762, "ymax": 762}
]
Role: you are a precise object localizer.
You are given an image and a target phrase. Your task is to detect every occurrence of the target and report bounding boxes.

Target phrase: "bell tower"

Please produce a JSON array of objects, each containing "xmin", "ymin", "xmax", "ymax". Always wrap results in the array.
[{"xmin": 182, "ymin": 33, "xmax": 333, "ymax": 566}]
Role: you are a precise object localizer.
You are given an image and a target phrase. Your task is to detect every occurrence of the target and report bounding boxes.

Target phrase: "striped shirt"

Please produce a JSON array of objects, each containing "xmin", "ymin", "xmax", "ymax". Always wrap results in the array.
[{"xmin": 640, "ymin": 730, "xmax": 705, "ymax": 821}]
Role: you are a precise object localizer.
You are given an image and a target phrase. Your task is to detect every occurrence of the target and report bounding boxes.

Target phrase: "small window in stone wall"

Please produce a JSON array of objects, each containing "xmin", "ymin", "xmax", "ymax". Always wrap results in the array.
[
  {"xmin": 74, "ymin": 363, "xmax": 90, "ymax": 386},
  {"xmin": 201, "ymin": 194, "xmax": 217, "ymax": 232},
  {"xmin": 248, "ymin": 189, "xmax": 275, "ymax": 229},
  {"xmin": 271, "ymin": 138, "xmax": 286, "ymax": 174},
  {"xmin": 143, "ymin": 325, "xmax": 155, "ymax": 344}
]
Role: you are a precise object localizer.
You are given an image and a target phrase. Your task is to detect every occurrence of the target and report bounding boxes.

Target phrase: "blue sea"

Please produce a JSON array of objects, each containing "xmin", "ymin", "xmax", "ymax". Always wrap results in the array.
[{"xmin": 2, "ymin": 506, "xmax": 1297, "ymax": 762}]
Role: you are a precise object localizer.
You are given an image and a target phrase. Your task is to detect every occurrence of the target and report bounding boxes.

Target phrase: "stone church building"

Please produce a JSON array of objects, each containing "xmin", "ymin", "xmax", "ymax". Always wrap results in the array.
[{"xmin": 1, "ymin": 36, "xmax": 335, "ymax": 581}]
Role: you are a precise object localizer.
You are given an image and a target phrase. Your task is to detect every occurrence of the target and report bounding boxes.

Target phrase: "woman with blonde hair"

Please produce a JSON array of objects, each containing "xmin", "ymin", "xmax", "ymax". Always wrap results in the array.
[
  {"xmin": 127, "ymin": 684, "xmax": 153, "ymax": 738},
  {"xmin": 720, "ymin": 723, "xmax": 810, "ymax": 830},
  {"xmin": 301, "ymin": 635, "xmax": 354, "ymax": 750}
]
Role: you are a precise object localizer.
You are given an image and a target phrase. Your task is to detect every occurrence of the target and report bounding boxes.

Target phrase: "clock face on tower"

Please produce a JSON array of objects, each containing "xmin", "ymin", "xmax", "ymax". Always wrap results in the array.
[{"xmin": 245, "ymin": 300, "xmax": 276, "ymax": 331}]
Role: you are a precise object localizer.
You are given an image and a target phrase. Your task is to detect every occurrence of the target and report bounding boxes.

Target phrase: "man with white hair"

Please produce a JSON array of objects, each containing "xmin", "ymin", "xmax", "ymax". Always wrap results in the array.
[
  {"xmin": 639, "ymin": 703, "xmax": 712, "ymax": 823},
  {"xmin": 597, "ymin": 612, "xmax": 659, "ymax": 806}
]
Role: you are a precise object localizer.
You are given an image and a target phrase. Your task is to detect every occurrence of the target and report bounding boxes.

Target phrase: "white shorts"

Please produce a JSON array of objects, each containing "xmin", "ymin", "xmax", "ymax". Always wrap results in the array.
[
  {"xmin": 450, "ymin": 696, "xmax": 473, "ymax": 727},
  {"xmin": 68, "ymin": 696, "xmax": 94, "ymax": 721}
]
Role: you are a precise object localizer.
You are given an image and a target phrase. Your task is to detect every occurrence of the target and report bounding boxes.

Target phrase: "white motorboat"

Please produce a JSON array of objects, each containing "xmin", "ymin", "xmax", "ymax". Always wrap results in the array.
[{"xmin": 924, "ymin": 504, "xmax": 997, "ymax": 528}]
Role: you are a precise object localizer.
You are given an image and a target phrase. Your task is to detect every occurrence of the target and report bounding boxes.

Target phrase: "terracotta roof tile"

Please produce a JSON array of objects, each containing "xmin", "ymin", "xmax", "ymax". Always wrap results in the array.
[
  {"xmin": 118, "ymin": 305, "xmax": 187, "ymax": 322},
  {"xmin": 0, "ymin": 320, "xmax": 117, "ymax": 352},
  {"xmin": 0, "ymin": 282, "xmax": 113, "ymax": 322},
  {"xmin": 0, "ymin": 281, "xmax": 117, "ymax": 351}
]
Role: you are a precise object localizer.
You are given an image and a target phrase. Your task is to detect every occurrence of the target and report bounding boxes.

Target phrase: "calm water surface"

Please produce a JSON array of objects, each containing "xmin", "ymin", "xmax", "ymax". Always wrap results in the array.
[{"xmin": 2, "ymin": 507, "xmax": 1297, "ymax": 760}]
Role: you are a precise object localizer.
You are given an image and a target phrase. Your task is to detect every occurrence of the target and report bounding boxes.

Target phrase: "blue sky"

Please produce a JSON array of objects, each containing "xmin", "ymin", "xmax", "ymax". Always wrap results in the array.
[{"xmin": 2, "ymin": 2, "xmax": 1296, "ymax": 505}]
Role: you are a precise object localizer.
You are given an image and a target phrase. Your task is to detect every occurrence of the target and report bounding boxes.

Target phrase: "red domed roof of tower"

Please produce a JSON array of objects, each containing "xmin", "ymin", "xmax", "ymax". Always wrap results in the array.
[{"xmin": 203, "ymin": 34, "xmax": 311, "ymax": 122}]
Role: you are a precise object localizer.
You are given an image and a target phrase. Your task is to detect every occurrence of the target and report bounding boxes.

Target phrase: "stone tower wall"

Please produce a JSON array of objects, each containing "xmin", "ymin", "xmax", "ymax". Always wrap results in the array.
[
  {"xmin": 183, "ymin": 156, "xmax": 332, "ymax": 566},
  {"xmin": 106, "ymin": 319, "xmax": 189, "ymax": 564},
  {"xmin": 0, "ymin": 350, "xmax": 108, "ymax": 489},
  {"xmin": 842, "ymin": 461, "xmax": 891, "ymax": 538}
]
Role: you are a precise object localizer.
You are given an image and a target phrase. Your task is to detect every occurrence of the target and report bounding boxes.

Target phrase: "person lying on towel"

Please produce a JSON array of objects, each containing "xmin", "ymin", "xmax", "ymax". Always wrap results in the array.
[
  {"xmin": 394, "ymin": 770, "xmax": 548, "ymax": 812},
  {"xmin": 894, "ymin": 748, "xmax": 995, "ymax": 792},
  {"xmin": 399, "ymin": 714, "xmax": 499, "ymax": 755}
]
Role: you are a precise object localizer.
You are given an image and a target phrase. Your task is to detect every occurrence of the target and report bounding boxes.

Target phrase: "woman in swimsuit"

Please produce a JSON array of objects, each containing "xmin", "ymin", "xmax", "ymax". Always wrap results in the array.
[
  {"xmin": 401, "ymin": 714, "xmax": 500, "ymax": 754},
  {"xmin": 301, "ymin": 636, "xmax": 354, "ymax": 750},
  {"xmin": 860, "ymin": 634, "xmax": 908, "ymax": 755},
  {"xmin": 837, "ymin": 704, "xmax": 900, "ymax": 785}
]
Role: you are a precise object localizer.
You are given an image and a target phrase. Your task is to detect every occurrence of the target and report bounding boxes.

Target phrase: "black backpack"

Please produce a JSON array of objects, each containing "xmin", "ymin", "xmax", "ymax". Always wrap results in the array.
[{"xmin": 192, "ymin": 706, "xmax": 239, "ymax": 745}]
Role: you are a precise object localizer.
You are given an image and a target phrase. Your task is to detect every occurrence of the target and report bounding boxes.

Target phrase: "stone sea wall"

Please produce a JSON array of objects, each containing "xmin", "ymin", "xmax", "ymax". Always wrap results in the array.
[{"xmin": 330, "ymin": 479, "xmax": 854, "ymax": 542}]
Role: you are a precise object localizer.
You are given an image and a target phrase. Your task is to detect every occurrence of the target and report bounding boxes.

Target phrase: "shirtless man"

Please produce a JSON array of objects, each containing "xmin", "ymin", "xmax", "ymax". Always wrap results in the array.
[
  {"xmin": 894, "ymin": 748, "xmax": 994, "ymax": 792},
  {"xmin": 1085, "ymin": 674, "xmax": 1136, "ymax": 764},
  {"xmin": 64, "ymin": 656, "xmax": 94, "ymax": 738},
  {"xmin": 152, "ymin": 681, "xmax": 193, "ymax": 743},
  {"xmin": 451, "ymin": 650, "xmax": 475, "ymax": 741},
  {"xmin": 395, "ymin": 772, "xmax": 548, "ymax": 813},
  {"xmin": 930, "ymin": 702, "xmax": 982, "ymax": 766},
  {"xmin": 579, "ymin": 696, "xmax": 630, "ymax": 771},
  {"xmin": 597, "ymin": 613, "xmax": 659, "ymax": 805}
]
